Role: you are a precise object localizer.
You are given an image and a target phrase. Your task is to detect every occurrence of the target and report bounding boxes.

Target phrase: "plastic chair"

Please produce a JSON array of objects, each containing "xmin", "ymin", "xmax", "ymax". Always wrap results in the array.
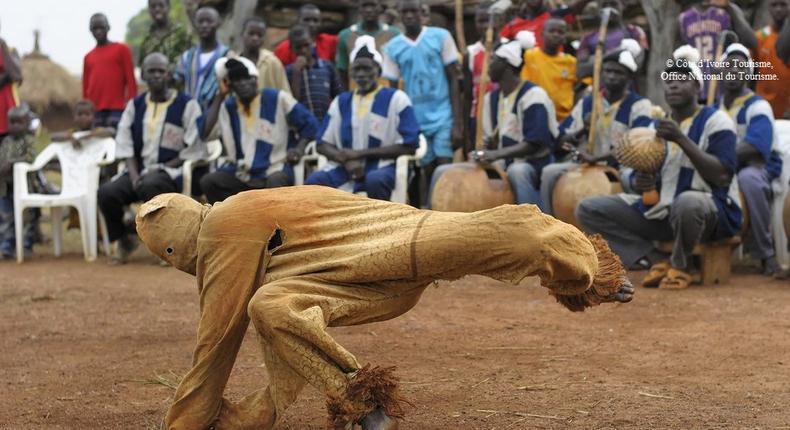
[
  {"xmin": 772, "ymin": 120, "xmax": 790, "ymax": 268},
  {"xmin": 182, "ymin": 139, "xmax": 223, "ymax": 196},
  {"xmin": 13, "ymin": 138, "xmax": 115, "ymax": 263},
  {"xmin": 294, "ymin": 141, "xmax": 318, "ymax": 186},
  {"xmin": 303, "ymin": 135, "xmax": 427, "ymax": 204}
]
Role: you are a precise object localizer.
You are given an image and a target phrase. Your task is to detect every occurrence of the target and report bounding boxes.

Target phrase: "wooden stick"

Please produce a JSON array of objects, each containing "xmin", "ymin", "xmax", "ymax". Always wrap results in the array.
[
  {"xmin": 587, "ymin": 7, "xmax": 613, "ymax": 154},
  {"xmin": 455, "ymin": 0, "xmax": 467, "ymax": 52},
  {"xmin": 474, "ymin": 21, "xmax": 495, "ymax": 151},
  {"xmin": 638, "ymin": 391, "xmax": 675, "ymax": 399}
]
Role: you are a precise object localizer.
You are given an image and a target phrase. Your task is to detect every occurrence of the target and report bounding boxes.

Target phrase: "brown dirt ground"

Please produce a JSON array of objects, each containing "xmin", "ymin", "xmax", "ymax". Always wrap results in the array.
[{"xmin": 2, "ymin": 233, "xmax": 790, "ymax": 430}]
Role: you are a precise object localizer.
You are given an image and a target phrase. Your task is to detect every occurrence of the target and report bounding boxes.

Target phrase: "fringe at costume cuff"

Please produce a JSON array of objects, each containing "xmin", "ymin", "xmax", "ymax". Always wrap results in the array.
[
  {"xmin": 326, "ymin": 364, "xmax": 410, "ymax": 429},
  {"xmin": 553, "ymin": 234, "xmax": 627, "ymax": 312}
]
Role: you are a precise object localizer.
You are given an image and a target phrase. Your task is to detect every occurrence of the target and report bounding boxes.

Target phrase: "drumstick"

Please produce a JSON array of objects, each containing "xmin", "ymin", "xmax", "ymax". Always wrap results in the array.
[
  {"xmin": 454, "ymin": 0, "xmax": 467, "ymax": 51},
  {"xmin": 706, "ymin": 30, "xmax": 738, "ymax": 105},
  {"xmin": 587, "ymin": 7, "xmax": 613, "ymax": 155}
]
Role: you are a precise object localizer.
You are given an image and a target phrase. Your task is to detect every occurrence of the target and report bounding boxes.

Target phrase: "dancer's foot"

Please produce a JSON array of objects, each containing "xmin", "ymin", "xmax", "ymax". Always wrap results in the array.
[{"xmin": 361, "ymin": 408, "xmax": 399, "ymax": 430}]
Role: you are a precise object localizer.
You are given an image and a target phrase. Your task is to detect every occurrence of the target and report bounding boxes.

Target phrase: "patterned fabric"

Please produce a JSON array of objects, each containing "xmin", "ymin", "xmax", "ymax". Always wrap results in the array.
[
  {"xmin": 139, "ymin": 23, "xmax": 193, "ymax": 66},
  {"xmin": 467, "ymin": 41, "xmax": 498, "ymax": 120},
  {"xmin": 382, "ymin": 26, "xmax": 459, "ymax": 133},
  {"xmin": 0, "ymin": 134, "xmax": 34, "ymax": 197},
  {"xmin": 286, "ymin": 57, "xmax": 343, "ymax": 121},
  {"xmin": 481, "ymin": 81, "xmax": 558, "ymax": 163},
  {"xmin": 201, "ymin": 89, "xmax": 318, "ymax": 181},
  {"xmin": 620, "ymin": 106, "xmax": 742, "ymax": 239},
  {"xmin": 115, "ymin": 91, "xmax": 203, "ymax": 179},
  {"xmin": 174, "ymin": 44, "xmax": 229, "ymax": 111},
  {"xmin": 717, "ymin": 91, "xmax": 782, "ymax": 179},
  {"xmin": 135, "ymin": 186, "xmax": 618, "ymax": 430},
  {"xmin": 560, "ymin": 92, "xmax": 654, "ymax": 158}
]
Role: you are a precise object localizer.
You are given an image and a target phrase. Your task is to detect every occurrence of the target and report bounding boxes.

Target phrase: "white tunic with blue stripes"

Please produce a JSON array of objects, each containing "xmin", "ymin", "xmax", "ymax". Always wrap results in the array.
[
  {"xmin": 203, "ymin": 88, "xmax": 318, "ymax": 181},
  {"xmin": 621, "ymin": 106, "xmax": 742, "ymax": 238},
  {"xmin": 481, "ymin": 81, "xmax": 558, "ymax": 163},
  {"xmin": 719, "ymin": 91, "xmax": 782, "ymax": 179},
  {"xmin": 560, "ymin": 91, "xmax": 654, "ymax": 158}
]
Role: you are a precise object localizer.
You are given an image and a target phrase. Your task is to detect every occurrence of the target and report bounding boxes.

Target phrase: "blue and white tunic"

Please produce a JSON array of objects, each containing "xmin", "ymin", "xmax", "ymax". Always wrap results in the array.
[
  {"xmin": 560, "ymin": 91, "xmax": 653, "ymax": 158},
  {"xmin": 621, "ymin": 106, "xmax": 742, "ymax": 238},
  {"xmin": 116, "ymin": 91, "xmax": 204, "ymax": 180},
  {"xmin": 201, "ymin": 88, "xmax": 318, "ymax": 182},
  {"xmin": 318, "ymin": 86, "xmax": 419, "ymax": 181},
  {"xmin": 719, "ymin": 91, "xmax": 782, "ymax": 179},
  {"xmin": 481, "ymin": 81, "xmax": 558, "ymax": 169}
]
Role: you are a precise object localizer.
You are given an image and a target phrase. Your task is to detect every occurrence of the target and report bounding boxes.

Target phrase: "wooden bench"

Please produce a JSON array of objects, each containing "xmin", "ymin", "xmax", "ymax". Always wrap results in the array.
[{"xmin": 656, "ymin": 236, "xmax": 742, "ymax": 285}]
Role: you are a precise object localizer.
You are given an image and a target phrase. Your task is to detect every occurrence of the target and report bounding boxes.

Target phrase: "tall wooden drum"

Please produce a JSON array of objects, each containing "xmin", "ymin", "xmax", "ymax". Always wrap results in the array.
[
  {"xmin": 552, "ymin": 165, "xmax": 622, "ymax": 228},
  {"xmin": 431, "ymin": 162, "xmax": 515, "ymax": 212}
]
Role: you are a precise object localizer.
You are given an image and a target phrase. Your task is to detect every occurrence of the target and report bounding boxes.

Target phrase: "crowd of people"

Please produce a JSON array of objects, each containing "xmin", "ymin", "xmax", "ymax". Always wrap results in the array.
[{"xmin": 0, "ymin": 0, "xmax": 789, "ymax": 291}]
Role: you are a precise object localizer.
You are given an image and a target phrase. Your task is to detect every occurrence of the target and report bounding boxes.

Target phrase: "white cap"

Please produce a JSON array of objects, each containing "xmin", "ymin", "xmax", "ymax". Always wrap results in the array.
[
  {"xmin": 350, "ymin": 34, "xmax": 383, "ymax": 66},
  {"xmin": 214, "ymin": 56, "xmax": 259, "ymax": 81}
]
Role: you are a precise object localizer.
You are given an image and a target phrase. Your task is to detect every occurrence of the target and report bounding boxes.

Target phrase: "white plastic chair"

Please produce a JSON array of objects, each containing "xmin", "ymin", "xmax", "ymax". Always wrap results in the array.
[
  {"xmin": 182, "ymin": 139, "xmax": 223, "ymax": 196},
  {"xmin": 303, "ymin": 135, "xmax": 427, "ymax": 204},
  {"xmin": 13, "ymin": 138, "xmax": 115, "ymax": 263},
  {"xmin": 772, "ymin": 119, "xmax": 790, "ymax": 268},
  {"xmin": 294, "ymin": 141, "xmax": 318, "ymax": 186}
]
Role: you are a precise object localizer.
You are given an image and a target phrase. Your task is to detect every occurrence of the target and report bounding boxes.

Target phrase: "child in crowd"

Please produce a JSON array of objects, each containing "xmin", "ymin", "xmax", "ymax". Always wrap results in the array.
[
  {"xmin": 286, "ymin": 24, "xmax": 344, "ymax": 122},
  {"xmin": 0, "ymin": 107, "xmax": 37, "ymax": 259}
]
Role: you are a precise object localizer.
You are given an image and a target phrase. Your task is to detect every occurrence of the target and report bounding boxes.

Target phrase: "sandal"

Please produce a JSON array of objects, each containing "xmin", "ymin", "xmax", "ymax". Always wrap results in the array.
[
  {"xmin": 642, "ymin": 261, "xmax": 670, "ymax": 288},
  {"xmin": 659, "ymin": 268, "xmax": 693, "ymax": 290}
]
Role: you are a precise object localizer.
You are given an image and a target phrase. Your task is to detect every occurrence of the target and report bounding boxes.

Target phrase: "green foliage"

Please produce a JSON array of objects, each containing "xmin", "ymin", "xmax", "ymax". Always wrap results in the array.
[{"xmin": 125, "ymin": 0, "xmax": 192, "ymax": 64}]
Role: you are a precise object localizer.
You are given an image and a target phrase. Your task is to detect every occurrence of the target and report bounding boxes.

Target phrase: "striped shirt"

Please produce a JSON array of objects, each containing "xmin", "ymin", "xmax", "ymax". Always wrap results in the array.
[{"xmin": 286, "ymin": 57, "xmax": 343, "ymax": 122}]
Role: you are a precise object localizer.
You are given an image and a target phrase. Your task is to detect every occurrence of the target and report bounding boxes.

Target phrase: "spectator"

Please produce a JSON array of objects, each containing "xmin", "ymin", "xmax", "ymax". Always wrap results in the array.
[
  {"xmin": 754, "ymin": 0, "xmax": 790, "ymax": 119},
  {"xmin": 335, "ymin": 0, "xmax": 400, "ymax": 88},
  {"xmin": 576, "ymin": 46, "xmax": 741, "ymax": 289},
  {"xmin": 174, "ymin": 6, "xmax": 228, "ymax": 110},
  {"xmin": 274, "ymin": 4, "xmax": 338, "ymax": 66},
  {"xmin": 677, "ymin": 0, "xmax": 757, "ymax": 100},
  {"xmin": 575, "ymin": 0, "xmax": 647, "ymax": 81},
  {"xmin": 306, "ymin": 36, "xmax": 419, "ymax": 200},
  {"xmin": 98, "ymin": 53, "xmax": 203, "ymax": 264},
  {"xmin": 499, "ymin": 0, "xmax": 593, "ymax": 48},
  {"xmin": 139, "ymin": 0, "xmax": 193, "ymax": 67},
  {"xmin": 463, "ymin": 2, "xmax": 501, "ymax": 153},
  {"xmin": 383, "ymin": 0, "xmax": 462, "ymax": 180},
  {"xmin": 0, "ymin": 107, "xmax": 36, "ymax": 259},
  {"xmin": 198, "ymin": 57, "xmax": 318, "ymax": 204},
  {"xmin": 541, "ymin": 40, "xmax": 652, "ymax": 215},
  {"xmin": 719, "ymin": 43, "xmax": 782, "ymax": 275},
  {"xmin": 82, "ymin": 13, "xmax": 137, "ymax": 129},
  {"xmin": 286, "ymin": 24, "xmax": 343, "ymax": 122},
  {"xmin": 431, "ymin": 35, "xmax": 558, "ymax": 209},
  {"xmin": 522, "ymin": 18, "xmax": 576, "ymax": 121},
  {"xmin": 237, "ymin": 16, "xmax": 291, "ymax": 93},
  {"xmin": 0, "ymin": 30, "xmax": 21, "ymax": 139}
]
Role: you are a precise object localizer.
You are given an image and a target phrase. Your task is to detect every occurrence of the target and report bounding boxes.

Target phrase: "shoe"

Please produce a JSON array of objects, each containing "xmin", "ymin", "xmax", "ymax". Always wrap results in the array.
[
  {"xmin": 361, "ymin": 408, "xmax": 399, "ymax": 430},
  {"xmin": 629, "ymin": 257, "xmax": 651, "ymax": 271},
  {"xmin": 642, "ymin": 261, "xmax": 670, "ymax": 288},
  {"xmin": 111, "ymin": 235, "xmax": 139, "ymax": 265},
  {"xmin": 658, "ymin": 267, "xmax": 693, "ymax": 290},
  {"xmin": 762, "ymin": 256, "xmax": 781, "ymax": 277}
]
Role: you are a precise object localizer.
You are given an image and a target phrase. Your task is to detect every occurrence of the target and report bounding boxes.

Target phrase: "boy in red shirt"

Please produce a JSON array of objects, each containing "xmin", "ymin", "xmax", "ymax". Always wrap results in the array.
[
  {"xmin": 82, "ymin": 13, "xmax": 137, "ymax": 129},
  {"xmin": 274, "ymin": 4, "xmax": 337, "ymax": 66}
]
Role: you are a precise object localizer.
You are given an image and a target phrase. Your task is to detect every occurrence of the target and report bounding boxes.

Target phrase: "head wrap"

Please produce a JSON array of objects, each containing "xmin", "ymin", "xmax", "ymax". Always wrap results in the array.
[
  {"xmin": 350, "ymin": 35, "xmax": 383, "ymax": 66},
  {"xmin": 136, "ymin": 193, "xmax": 211, "ymax": 275},
  {"xmin": 602, "ymin": 38, "xmax": 641, "ymax": 73},
  {"xmin": 494, "ymin": 30, "xmax": 536, "ymax": 68},
  {"xmin": 668, "ymin": 45, "xmax": 703, "ymax": 86},
  {"xmin": 721, "ymin": 42, "xmax": 753, "ymax": 74},
  {"xmin": 214, "ymin": 56, "xmax": 259, "ymax": 82}
]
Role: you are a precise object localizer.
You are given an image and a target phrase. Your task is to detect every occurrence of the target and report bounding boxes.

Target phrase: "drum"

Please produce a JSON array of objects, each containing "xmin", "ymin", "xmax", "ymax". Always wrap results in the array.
[
  {"xmin": 552, "ymin": 165, "xmax": 623, "ymax": 228},
  {"xmin": 431, "ymin": 162, "xmax": 515, "ymax": 212}
]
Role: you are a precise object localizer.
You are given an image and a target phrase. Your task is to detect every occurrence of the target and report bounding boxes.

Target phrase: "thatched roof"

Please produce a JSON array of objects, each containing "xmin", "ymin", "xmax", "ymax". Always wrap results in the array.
[{"xmin": 18, "ymin": 31, "xmax": 81, "ymax": 112}]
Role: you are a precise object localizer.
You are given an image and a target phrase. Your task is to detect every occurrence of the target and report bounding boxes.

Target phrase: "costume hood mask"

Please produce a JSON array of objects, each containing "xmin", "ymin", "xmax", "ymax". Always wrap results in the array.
[{"xmin": 136, "ymin": 193, "xmax": 210, "ymax": 275}]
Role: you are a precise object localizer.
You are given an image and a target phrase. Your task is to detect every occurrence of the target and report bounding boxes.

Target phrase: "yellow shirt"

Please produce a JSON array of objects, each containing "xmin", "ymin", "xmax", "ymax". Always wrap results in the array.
[{"xmin": 520, "ymin": 48, "xmax": 576, "ymax": 121}]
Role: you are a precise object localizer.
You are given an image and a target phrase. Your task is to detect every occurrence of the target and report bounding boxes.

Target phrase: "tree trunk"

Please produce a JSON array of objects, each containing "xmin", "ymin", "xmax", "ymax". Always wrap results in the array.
[
  {"xmin": 640, "ymin": 0, "xmax": 682, "ymax": 105},
  {"xmin": 218, "ymin": 0, "xmax": 259, "ymax": 50}
]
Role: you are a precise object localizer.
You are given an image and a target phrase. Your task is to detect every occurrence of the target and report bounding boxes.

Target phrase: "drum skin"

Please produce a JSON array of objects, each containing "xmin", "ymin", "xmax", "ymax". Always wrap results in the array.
[
  {"xmin": 431, "ymin": 163, "xmax": 515, "ymax": 212},
  {"xmin": 553, "ymin": 165, "xmax": 623, "ymax": 228}
]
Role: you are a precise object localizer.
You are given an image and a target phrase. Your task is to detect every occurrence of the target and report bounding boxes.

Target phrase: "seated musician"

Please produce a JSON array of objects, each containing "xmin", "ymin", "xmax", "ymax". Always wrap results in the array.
[
  {"xmin": 430, "ymin": 31, "xmax": 558, "ymax": 209},
  {"xmin": 718, "ymin": 43, "xmax": 782, "ymax": 276},
  {"xmin": 575, "ymin": 46, "xmax": 742, "ymax": 290},
  {"xmin": 540, "ymin": 39, "xmax": 653, "ymax": 215},
  {"xmin": 305, "ymin": 36, "xmax": 419, "ymax": 200}
]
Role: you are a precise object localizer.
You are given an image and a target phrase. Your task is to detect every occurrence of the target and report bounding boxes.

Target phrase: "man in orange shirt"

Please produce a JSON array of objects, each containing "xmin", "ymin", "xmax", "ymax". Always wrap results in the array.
[
  {"xmin": 754, "ymin": 0, "xmax": 790, "ymax": 119},
  {"xmin": 521, "ymin": 18, "xmax": 576, "ymax": 121}
]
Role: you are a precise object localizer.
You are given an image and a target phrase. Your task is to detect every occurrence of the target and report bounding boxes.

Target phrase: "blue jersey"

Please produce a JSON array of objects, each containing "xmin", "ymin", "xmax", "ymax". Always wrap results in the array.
[{"xmin": 382, "ymin": 26, "xmax": 459, "ymax": 133}]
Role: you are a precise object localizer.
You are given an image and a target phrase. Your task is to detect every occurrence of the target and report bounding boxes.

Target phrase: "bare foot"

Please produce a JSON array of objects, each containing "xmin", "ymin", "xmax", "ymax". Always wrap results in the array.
[{"xmin": 360, "ymin": 408, "xmax": 399, "ymax": 430}]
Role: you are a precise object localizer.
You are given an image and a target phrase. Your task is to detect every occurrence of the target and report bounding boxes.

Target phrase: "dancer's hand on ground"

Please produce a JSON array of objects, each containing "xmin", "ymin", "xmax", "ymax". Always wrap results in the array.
[{"xmin": 604, "ymin": 280, "xmax": 634, "ymax": 304}]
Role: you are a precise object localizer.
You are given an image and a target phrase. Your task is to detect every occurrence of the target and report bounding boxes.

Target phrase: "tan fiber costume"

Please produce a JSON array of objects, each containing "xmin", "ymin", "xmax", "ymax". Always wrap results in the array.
[{"xmin": 136, "ymin": 186, "xmax": 628, "ymax": 430}]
